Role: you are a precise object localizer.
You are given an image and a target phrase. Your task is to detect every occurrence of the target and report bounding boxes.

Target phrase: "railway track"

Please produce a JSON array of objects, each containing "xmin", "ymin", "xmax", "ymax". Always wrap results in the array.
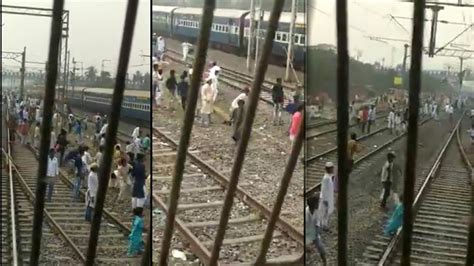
[
  {"xmin": 153, "ymin": 127, "xmax": 304, "ymax": 265},
  {"xmin": 360, "ymin": 114, "xmax": 472, "ymax": 265},
  {"xmin": 305, "ymin": 117, "xmax": 431, "ymax": 197},
  {"xmin": 165, "ymin": 49, "xmax": 294, "ymax": 108}
]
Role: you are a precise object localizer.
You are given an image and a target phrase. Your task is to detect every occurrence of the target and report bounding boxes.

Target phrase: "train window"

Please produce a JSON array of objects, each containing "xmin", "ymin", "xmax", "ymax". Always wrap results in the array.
[
  {"xmin": 244, "ymin": 27, "xmax": 249, "ymax": 37},
  {"xmin": 276, "ymin": 32, "xmax": 282, "ymax": 41},
  {"xmin": 294, "ymin": 35, "xmax": 299, "ymax": 44},
  {"xmin": 300, "ymin": 35, "xmax": 305, "ymax": 45},
  {"xmin": 282, "ymin": 33, "xmax": 288, "ymax": 42}
]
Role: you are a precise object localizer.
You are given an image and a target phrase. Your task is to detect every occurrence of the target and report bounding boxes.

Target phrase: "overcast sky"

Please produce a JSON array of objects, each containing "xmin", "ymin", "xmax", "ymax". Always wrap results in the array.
[
  {"xmin": 308, "ymin": 0, "xmax": 473, "ymax": 71},
  {"xmin": 2, "ymin": 0, "xmax": 150, "ymax": 75}
]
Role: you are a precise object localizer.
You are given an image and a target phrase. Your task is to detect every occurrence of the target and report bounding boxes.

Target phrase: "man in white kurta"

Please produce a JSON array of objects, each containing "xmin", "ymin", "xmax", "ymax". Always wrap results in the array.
[
  {"xmin": 131, "ymin": 127, "xmax": 140, "ymax": 141},
  {"xmin": 200, "ymin": 78, "xmax": 214, "ymax": 127},
  {"xmin": 209, "ymin": 62, "xmax": 221, "ymax": 102},
  {"xmin": 318, "ymin": 162, "xmax": 335, "ymax": 230},
  {"xmin": 182, "ymin": 42, "xmax": 192, "ymax": 61},
  {"xmin": 388, "ymin": 110, "xmax": 395, "ymax": 134},
  {"xmin": 157, "ymin": 36, "xmax": 166, "ymax": 61}
]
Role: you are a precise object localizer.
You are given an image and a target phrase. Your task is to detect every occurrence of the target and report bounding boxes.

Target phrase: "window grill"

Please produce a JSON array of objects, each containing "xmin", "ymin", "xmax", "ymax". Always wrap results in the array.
[
  {"xmin": 157, "ymin": 0, "xmax": 305, "ymax": 265},
  {"xmin": 1, "ymin": 0, "xmax": 151, "ymax": 265}
]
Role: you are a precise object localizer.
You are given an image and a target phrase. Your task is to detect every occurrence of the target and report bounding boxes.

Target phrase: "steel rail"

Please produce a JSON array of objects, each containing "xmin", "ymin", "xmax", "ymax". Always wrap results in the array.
[
  {"xmin": 377, "ymin": 113, "xmax": 464, "ymax": 265},
  {"xmin": 154, "ymin": 129, "xmax": 303, "ymax": 265},
  {"xmin": 154, "ymin": 127, "xmax": 304, "ymax": 243},
  {"xmin": 159, "ymin": 1, "xmax": 216, "ymax": 264},
  {"xmin": 4, "ymin": 105, "xmax": 19, "ymax": 266},
  {"xmin": 305, "ymin": 118, "xmax": 431, "ymax": 196},
  {"xmin": 456, "ymin": 116, "xmax": 474, "ymax": 266},
  {"xmin": 26, "ymin": 145, "xmax": 131, "ymax": 234},
  {"xmin": 255, "ymin": 114, "xmax": 305, "ymax": 264},
  {"xmin": 30, "ymin": 0, "xmax": 64, "ymax": 264},
  {"xmin": 85, "ymin": 0, "xmax": 140, "ymax": 264},
  {"xmin": 335, "ymin": 0, "xmax": 350, "ymax": 262},
  {"xmin": 209, "ymin": 0, "xmax": 286, "ymax": 263},
  {"xmin": 1, "ymin": 149, "xmax": 87, "ymax": 262},
  {"xmin": 400, "ymin": 0, "xmax": 425, "ymax": 263}
]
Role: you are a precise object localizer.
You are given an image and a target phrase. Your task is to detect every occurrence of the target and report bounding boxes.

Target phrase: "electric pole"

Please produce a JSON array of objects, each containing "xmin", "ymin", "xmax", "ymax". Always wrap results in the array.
[
  {"xmin": 285, "ymin": 0, "xmax": 297, "ymax": 81},
  {"xmin": 427, "ymin": 5, "xmax": 444, "ymax": 57},
  {"xmin": 20, "ymin": 46, "xmax": 26, "ymax": 99},
  {"xmin": 254, "ymin": 0, "xmax": 263, "ymax": 70},
  {"xmin": 246, "ymin": 0, "xmax": 256, "ymax": 71},
  {"xmin": 402, "ymin": 43, "xmax": 409, "ymax": 73}
]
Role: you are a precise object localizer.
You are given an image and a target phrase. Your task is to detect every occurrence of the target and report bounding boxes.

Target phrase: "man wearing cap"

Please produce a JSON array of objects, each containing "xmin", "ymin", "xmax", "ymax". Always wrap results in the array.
[
  {"xmin": 319, "ymin": 161, "xmax": 335, "ymax": 230},
  {"xmin": 200, "ymin": 78, "xmax": 215, "ymax": 127},
  {"xmin": 380, "ymin": 152, "xmax": 402, "ymax": 208}
]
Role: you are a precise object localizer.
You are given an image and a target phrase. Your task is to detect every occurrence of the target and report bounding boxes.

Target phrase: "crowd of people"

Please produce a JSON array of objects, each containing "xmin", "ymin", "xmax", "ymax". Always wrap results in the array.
[{"xmin": 4, "ymin": 91, "xmax": 149, "ymax": 257}]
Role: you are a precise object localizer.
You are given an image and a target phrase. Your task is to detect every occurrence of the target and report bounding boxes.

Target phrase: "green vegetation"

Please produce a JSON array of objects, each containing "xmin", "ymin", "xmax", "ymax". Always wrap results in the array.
[{"xmin": 307, "ymin": 46, "xmax": 453, "ymax": 99}]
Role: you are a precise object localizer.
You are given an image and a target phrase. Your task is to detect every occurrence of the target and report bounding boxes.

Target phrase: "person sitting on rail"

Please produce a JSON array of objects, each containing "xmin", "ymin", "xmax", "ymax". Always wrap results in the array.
[
  {"xmin": 384, "ymin": 194, "xmax": 404, "ymax": 236},
  {"xmin": 305, "ymin": 194, "xmax": 327, "ymax": 265},
  {"xmin": 319, "ymin": 162, "xmax": 335, "ymax": 231},
  {"xmin": 128, "ymin": 207, "xmax": 145, "ymax": 256},
  {"xmin": 272, "ymin": 78, "xmax": 285, "ymax": 126}
]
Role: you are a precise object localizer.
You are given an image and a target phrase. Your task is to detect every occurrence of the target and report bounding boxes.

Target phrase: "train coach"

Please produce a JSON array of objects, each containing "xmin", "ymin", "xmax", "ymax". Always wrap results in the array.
[
  {"xmin": 66, "ymin": 87, "xmax": 151, "ymax": 122},
  {"xmin": 152, "ymin": 5, "xmax": 306, "ymax": 68}
]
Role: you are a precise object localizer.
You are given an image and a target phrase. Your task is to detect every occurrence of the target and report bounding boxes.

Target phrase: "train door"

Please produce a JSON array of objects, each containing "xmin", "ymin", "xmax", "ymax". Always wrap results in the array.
[{"xmin": 228, "ymin": 18, "xmax": 238, "ymax": 46}]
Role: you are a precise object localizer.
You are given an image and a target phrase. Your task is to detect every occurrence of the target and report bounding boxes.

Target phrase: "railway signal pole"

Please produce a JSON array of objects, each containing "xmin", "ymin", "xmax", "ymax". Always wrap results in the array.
[
  {"xmin": 285, "ymin": 0, "xmax": 297, "ymax": 82},
  {"xmin": 20, "ymin": 47, "xmax": 26, "ymax": 99},
  {"xmin": 246, "ymin": 0, "xmax": 256, "ymax": 71}
]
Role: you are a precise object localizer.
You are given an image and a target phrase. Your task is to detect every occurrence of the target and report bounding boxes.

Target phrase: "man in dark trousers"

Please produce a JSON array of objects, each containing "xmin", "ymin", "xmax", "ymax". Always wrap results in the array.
[
  {"xmin": 177, "ymin": 73, "xmax": 189, "ymax": 110},
  {"xmin": 380, "ymin": 152, "xmax": 402, "ymax": 209},
  {"xmin": 272, "ymin": 78, "xmax": 284, "ymax": 125}
]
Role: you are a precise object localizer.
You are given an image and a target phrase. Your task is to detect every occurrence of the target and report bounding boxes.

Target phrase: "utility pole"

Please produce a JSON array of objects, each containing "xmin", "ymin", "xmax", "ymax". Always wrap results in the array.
[
  {"xmin": 427, "ymin": 5, "xmax": 444, "ymax": 57},
  {"xmin": 254, "ymin": 0, "xmax": 263, "ymax": 70},
  {"xmin": 246, "ymin": 0, "xmax": 256, "ymax": 71},
  {"xmin": 458, "ymin": 57, "xmax": 465, "ymax": 91},
  {"xmin": 402, "ymin": 43, "xmax": 409, "ymax": 73},
  {"xmin": 72, "ymin": 57, "xmax": 76, "ymax": 97},
  {"xmin": 285, "ymin": 0, "xmax": 297, "ymax": 82},
  {"xmin": 20, "ymin": 46, "xmax": 26, "ymax": 99}
]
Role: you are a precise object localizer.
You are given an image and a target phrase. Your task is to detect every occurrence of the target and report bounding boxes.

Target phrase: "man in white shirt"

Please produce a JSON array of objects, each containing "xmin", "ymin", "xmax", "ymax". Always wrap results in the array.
[
  {"xmin": 46, "ymin": 149, "xmax": 59, "ymax": 202},
  {"xmin": 182, "ymin": 42, "xmax": 192, "ymax": 61},
  {"xmin": 209, "ymin": 62, "xmax": 221, "ymax": 102},
  {"xmin": 99, "ymin": 122, "xmax": 108, "ymax": 136},
  {"xmin": 319, "ymin": 162, "xmax": 335, "ymax": 230}
]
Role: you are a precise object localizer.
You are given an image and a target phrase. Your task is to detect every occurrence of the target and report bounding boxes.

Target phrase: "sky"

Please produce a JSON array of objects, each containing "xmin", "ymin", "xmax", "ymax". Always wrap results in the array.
[
  {"xmin": 2, "ymin": 0, "xmax": 150, "ymax": 76},
  {"xmin": 308, "ymin": 0, "xmax": 473, "ymax": 72}
]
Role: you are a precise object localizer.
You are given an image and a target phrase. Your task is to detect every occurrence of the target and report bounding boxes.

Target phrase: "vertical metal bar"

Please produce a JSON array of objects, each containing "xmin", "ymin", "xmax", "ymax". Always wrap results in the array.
[
  {"xmin": 29, "ymin": 0, "xmax": 64, "ymax": 264},
  {"xmin": 84, "ymin": 0, "xmax": 139, "ymax": 264},
  {"xmin": 208, "ymin": 1, "xmax": 285, "ymax": 264},
  {"xmin": 467, "ymin": 171, "xmax": 474, "ymax": 265},
  {"xmin": 159, "ymin": 1, "xmax": 215, "ymax": 264},
  {"xmin": 141, "ymin": 227, "xmax": 152, "ymax": 266},
  {"xmin": 335, "ymin": 0, "xmax": 350, "ymax": 264},
  {"xmin": 401, "ymin": 0, "xmax": 425, "ymax": 264},
  {"xmin": 255, "ymin": 114, "xmax": 305, "ymax": 264}
]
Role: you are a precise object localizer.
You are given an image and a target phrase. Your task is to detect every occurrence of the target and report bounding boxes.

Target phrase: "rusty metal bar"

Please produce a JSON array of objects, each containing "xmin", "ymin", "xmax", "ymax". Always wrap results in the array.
[
  {"xmin": 400, "ymin": 0, "xmax": 425, "ymax": 264},
  {"xmin": 255, "ymin": 114, "xmax": 305, "ymax": 264},
  {"xmin": 208, "ymin": 0, "xmax": 286, "ymax": 264},
  {"xmin": 335, "ymin": 0, "xmax": 350, "ymax": 264},
  {"xmin": 158, "ymin": 1, "xmax": 216, "ymax": 264},
  {"xmin": 85, "ymin": 0, "xmax": 139, "ymax": 264},
  {"xmin": 29, "ymin": 0, "xmax": 64, "ymax": 264}
]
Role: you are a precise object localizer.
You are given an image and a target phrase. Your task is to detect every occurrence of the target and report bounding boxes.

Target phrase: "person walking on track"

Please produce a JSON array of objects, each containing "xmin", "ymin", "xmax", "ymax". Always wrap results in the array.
[
  {"xmin": 46, "ymin": 149, "xmax": 59, "ymax": 202},
  {"xmin": 85, "ymin": 163, "xmax": 99, "ymax": 222},
  {"xmin": 380, "ymin": 152, "xmax": 402, "ymax": 209},
  {"xmin": 319, "ymin": 162, "xmax": 335, "ymax": 230},
  {"xmin": 229, "ymin": 87, "xmax": 249, "ymax": 124},
  {"xmin": 128, "ymin": 207, "xmax": 145, "ymax": 256},
  {"xmin": 306, "ymin": 194, "xmax": 327, "ymax": 265},
  {"xmin": 347, "ymin": 132, "xmax": 362, "ymax": 173},
  {"xmin": 131, "ymin": 153, "xmax": 147, "ymax": 209},
  {"xmin": 272, "ymin": 78, "xmax": 285, "ymax": 125}
]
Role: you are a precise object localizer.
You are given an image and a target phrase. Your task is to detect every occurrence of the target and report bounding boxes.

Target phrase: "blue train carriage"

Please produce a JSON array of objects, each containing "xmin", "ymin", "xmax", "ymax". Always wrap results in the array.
[
  {"xmin": 243, "ymin": 11, "xmax": 306, "ymax": 68},
  {"xmin": 208, "ymin": 9, "xmax": 250, "ymax": 54},
  {"xmin": 152, "ymin": 5, "xmax": 177, "ymax": 37},
  {"xmin": 66, "ymin": 87, "xmax": 150, "ymax": 122},
  {"xmin": 172, "ymin": 7, "xmax": 203, "ymax": 42}
]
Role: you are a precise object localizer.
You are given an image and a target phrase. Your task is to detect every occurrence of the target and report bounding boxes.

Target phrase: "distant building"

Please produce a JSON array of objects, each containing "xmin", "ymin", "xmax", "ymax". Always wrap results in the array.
[{"xmin": 314, "ymin": 44, "xmax": 337, "ymax": 52}]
